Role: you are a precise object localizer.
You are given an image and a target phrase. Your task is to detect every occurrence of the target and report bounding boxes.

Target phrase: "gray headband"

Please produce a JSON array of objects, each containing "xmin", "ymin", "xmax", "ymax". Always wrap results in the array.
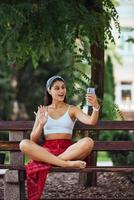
[{"xmin": 46, "ymin": 75, "xmax": 65, "ymax": 92}]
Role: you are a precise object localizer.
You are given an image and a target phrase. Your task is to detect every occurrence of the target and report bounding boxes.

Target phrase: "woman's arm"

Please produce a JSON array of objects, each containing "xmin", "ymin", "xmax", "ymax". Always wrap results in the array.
[
  {"xmin": 30, "ymin": 105, "xmax": 48, "ymax": 143},
  {"xmin": 73, "ymin": 93, "xmax": 100, "ymax": 125}
]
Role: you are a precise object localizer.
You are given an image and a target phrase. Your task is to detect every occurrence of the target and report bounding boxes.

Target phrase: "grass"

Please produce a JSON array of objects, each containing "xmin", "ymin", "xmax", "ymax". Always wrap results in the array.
[{"xmin": 97, "ymin": 151, "xmax": 112, "ymax": 162}]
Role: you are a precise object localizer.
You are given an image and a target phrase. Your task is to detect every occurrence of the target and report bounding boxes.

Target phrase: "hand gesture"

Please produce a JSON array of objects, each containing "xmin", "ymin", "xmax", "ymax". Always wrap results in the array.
[{"xmin": 34, "ymin": 105, "xmax": 48, "ymax": 126}]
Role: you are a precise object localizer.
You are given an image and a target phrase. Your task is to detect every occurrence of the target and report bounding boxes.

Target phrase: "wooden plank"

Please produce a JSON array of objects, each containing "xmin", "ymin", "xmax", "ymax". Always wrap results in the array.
[
  {"xmin": 0, "ymin": 141, "xmax": 134, "ymax": 151},
  {"xmin": 0, "ymin": 121, "xmax": 33, "ymax": 131},
  {"xmin": 0, "ymin": 141, "xmax": 20, "ymax": 151},
  {"xmin": 0, "ymin": 121, "xmax": 134, "ymax": 131},
  {"xmin": 50, "ymin": 166, "xmax": 134, "ymax": 173},
  {"xmin": 75, "ymin": 121, "xmax": 134, "ymax": 131},
  {"xmin": 0, "ymin": 164, "xmax": 24, "ymax": 170},
  {"xmin": 0, "ymin": 165, "xmax": 134, "ymax": 173},
  {"xmin": 94, "ymin": 141, "xmax": 134, "ymax": 151}
]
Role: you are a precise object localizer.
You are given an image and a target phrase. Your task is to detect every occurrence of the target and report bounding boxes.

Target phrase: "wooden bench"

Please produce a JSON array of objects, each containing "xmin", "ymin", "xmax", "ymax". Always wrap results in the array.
[{"xmin": 0, "ymin": 120, "xmax": 134, "ymax": 200}]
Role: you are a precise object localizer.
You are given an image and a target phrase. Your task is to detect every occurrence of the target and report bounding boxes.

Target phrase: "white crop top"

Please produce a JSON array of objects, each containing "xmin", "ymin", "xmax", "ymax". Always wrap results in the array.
[{"xmin": 43, "ymin": 106, "xmax": 75, "ymax": 135}]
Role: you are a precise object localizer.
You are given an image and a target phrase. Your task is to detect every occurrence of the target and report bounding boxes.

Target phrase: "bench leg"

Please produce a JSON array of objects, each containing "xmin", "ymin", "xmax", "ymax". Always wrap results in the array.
[
  {"xmin": 18, "ymin": 170, "xmax": 26, "ymax": 200},
  {"xmin": 4, "ymin": 170, "xmax": 20, "ymax": 200},
  {"xmin": 79, "ymin": 152, "xmax": 97, "ymax": 186}
]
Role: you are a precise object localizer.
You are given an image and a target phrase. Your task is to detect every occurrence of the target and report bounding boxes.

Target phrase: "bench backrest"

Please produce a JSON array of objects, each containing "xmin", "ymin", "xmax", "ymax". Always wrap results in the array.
[{"xmin": 0, "ymin": 120, "xmax": 134, "ymax": 168}]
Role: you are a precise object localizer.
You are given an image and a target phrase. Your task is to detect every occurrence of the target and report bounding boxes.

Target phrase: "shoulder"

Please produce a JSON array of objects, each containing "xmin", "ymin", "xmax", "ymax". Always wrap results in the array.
[
  {"xmin": 68, "ymin": 104, "xmax": 76, "ymax": 111},
  {"xmin": 68, "ymin": 104, "xmax": 82, "ymax": 116}
]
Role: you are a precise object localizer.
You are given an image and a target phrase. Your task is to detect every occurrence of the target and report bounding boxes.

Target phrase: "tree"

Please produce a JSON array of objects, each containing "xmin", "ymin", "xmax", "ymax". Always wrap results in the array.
[
  {"xmin": 17, "ymin": 59, "xmax": 62, "ymax": 119},
  {"xmin": 102, "ymin": 55, "xmax": 116, "ymax": 120},
  {"xmin": 0, "ymin": 0, "xmax": 119, "ymax": 68},
  {"xmin": 0, "ymin": 1, "xmax": 120, "ymax": 119},
  {"xmin": 0, "ymin": 59, "xmax": 16, "ymax": 120}
]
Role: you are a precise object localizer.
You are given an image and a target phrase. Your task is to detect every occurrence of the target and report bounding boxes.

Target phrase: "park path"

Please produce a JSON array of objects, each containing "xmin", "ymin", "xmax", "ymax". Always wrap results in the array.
[{"xmin": 0, "ymin": 166, "xmax": 134, "ymax": 199}]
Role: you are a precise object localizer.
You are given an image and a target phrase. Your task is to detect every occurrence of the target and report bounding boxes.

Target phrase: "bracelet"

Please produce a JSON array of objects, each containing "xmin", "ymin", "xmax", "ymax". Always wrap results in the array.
[{"xmin": 92, "ymin": 105, "xmax": 100, "ymax": 112}]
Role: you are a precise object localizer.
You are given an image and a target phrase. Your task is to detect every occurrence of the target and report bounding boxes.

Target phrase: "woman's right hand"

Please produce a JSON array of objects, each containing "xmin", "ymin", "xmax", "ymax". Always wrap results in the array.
[{"xmin": 34, "ymin": 105, "xmax": 48, "ymax": 127}]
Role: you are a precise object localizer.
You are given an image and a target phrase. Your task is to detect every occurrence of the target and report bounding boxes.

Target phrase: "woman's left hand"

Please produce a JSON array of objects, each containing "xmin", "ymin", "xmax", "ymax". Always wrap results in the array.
[{"xmin": 85, "ymin": 93, "xmax": 99, "ymax": 108}]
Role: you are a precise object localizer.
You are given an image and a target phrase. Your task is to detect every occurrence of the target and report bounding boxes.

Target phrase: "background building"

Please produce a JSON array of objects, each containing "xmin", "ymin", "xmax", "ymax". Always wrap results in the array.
[{"xmin": 114, "ymin": 0, "xmax": 134, "ymax": 119}]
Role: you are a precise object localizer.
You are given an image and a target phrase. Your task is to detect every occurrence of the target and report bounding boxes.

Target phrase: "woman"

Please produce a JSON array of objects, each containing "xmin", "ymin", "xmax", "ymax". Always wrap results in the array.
[{"xmin": 19, "ymin": 75, "xmax": 100, "ymax": 200}]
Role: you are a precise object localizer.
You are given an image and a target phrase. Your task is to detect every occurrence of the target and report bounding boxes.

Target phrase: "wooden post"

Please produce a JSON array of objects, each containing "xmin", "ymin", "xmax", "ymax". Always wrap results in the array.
[
  {"xmin": 79, "ymin": 0, "xmax": 104, "ymax": 187},
  {"xmin": 91, "ymin": 44, "xmax": 104, "ymax": 100},
  {"xmin": 85, "ymin": 43, "xmax": 104, "ymax": 186},
  {"xmin": 79, "ymin": 39, "xmax": 104, "ymax": 187},
  {"xmin": 4, "ymin": 131, "xmax": 26, "ymax": 200}
]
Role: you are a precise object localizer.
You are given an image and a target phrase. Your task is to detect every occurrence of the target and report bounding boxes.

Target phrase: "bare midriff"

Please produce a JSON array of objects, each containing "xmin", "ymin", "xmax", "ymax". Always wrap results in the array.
[{"xmin": 45, "ymin": 133, "xmax": 72, "ymax": 140}]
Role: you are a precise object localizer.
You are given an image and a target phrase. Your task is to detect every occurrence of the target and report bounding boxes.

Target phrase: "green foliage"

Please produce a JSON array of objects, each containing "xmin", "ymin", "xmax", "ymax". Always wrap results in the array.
[
  {"xmin": 101, "ymin": 55, "xmax": 124, "ymax": 120},
  {"xmin": 109, "ymin": 130, "xmax": 134, "ymax": 182},
  {"xmin": 109, "ymin": 131, "xmax": 134, "ymax": 165},
  {"xmin": 104, "ymin": 55, "xmax": 115, "ymax": 96},
  {"xmin": 101, "ymin": 54, "xmax": 116, "ymax": 120},
  {"xmin": 0, "ymin": 0, "xmax": 120, "ymax": 67},
  {"xmin": 59, "ymin": 65, "xmax": 90, "ymax": 106},
  {"xmin": 97, "ymin": 151, "xmax": 111, "ymax": 161},
  {"xmin": 0, "ymin": 132, "xmax": 9, "ymax": 141},
  {"xmin": 0, "ymin": 61, "xmax": 16, "ymax": 120},
  {"xmin": 0, "ymin": 48, "xmax": 90, "ymax": 120},
  {"xmin": 0, "ymin": 1, "xmax": 120, "ymax": 120},
  {"xmin": 101, "ymin": 93, "xmax": 117, "ymax": 120},
  {"xmin": 101, "ymin": 55, "xmax": 134, "ymax": 182},
  {"xmin": 126, "ymin": 28, "xmax": 134, "ymax": 43},
  {"xmin": 17, "ymin": 59, "xmax": 62, "ymax": 119},
  {"xmin": 127, "ymin": 38, "xmax": 134, "ymax": 43}
]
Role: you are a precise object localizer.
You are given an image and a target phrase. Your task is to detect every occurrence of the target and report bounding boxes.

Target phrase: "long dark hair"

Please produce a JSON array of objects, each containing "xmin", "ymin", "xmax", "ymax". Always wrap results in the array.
[{"xmin": 44, "ymin": 76, "xmax": 67, "ymax": 106}]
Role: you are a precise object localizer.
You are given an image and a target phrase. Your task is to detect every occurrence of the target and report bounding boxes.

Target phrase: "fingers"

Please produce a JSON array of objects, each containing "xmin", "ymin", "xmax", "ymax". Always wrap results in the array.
[
  {"xmin": 34, "ymin": 111, "xmax": 37, "ymax": 116},
  {"xmin": 86, "ymin": 93, "xmax": 96, "ymax": 99},
  {"xmin": 86, "ymin": 94, "xmax": 96, "ymax": 102},
  {"xmin": 82, "ymin": 161, "xmax": 86, "ymax": 168},
  {"xmin": 80, "ymin": 161, "xmax": 86, "ymax": 169},
  {"xmin": 37, "ymin": 105, "xmax": 48, "ymax": 117},
  {"xmin": 33, "ymin": 106, "xmax": 46, "ymax": 116},
  {"xmin": 86, "ymin": 94, "xmax": 98, "ymax": 106},
  {"xmin": 38, "ymin": 105, "xmax": 45, "ymax": 112}
]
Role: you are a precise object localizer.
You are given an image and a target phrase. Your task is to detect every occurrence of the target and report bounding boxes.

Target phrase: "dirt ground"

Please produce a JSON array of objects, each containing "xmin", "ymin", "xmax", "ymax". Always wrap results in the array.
[{"xmin": 0, "ymin": 172, "xmax": 134, "ymax": 199}]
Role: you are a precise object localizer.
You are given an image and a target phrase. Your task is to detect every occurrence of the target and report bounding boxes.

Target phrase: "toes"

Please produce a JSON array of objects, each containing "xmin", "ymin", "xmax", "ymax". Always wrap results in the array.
[{"xmin": 81, "ymin": 161, "xmax": 86, "ymax": 168}]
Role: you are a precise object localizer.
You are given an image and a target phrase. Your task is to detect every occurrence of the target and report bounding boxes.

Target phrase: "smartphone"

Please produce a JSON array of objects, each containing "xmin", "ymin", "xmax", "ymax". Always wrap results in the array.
[
  {"xmin": 87, "ymin": 87, "xmax": 95, "ymax": 94},
  {"xmin": 86, "ymin": 87, "xmax": 95, "ymax": 106}
]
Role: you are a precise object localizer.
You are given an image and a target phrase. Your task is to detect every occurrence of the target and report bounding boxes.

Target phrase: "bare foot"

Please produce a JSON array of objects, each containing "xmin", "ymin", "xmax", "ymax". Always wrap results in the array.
[{"xmin": 66, "ymin": 160, "xmax": 86, "ymax": 168}]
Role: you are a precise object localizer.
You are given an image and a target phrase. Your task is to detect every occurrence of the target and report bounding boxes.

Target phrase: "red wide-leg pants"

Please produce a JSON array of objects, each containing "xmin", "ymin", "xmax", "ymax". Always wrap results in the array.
[{"xmin": 25, "ymin": 139, "xmax": 72, "ymax": 200}]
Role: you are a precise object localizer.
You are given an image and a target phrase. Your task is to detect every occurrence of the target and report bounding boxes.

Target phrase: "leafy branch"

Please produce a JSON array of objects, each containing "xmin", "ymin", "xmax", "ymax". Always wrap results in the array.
[{"xmin": 0, "ymin": 1, "xmax": 120, "ymax": 67}]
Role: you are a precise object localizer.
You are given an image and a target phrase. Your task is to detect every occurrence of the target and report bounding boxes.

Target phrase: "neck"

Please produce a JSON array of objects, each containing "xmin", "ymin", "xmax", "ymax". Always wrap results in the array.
[{"xmin": 51, "ymin": 101, "xmax": 66, "ymax": 109}]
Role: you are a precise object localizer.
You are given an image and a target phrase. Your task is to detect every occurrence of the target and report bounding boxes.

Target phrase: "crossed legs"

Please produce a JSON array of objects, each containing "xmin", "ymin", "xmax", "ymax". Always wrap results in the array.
[
  {"xmin": 58, "ymin": 137, "xmax": 94, "ymax": 161},
  {"xmin": 19, "ymin": 137, "xmax": 94, "ymax": 169}
]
